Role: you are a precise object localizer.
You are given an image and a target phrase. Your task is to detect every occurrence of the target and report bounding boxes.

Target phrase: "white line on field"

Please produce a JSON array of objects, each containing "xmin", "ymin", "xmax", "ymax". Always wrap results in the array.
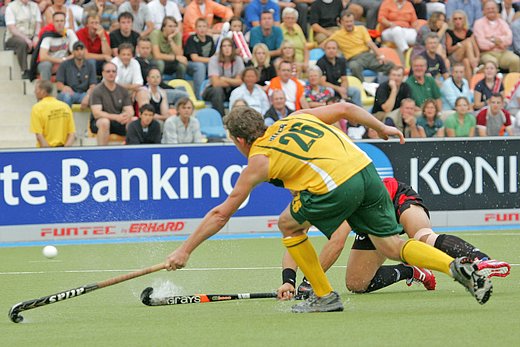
[
  {"xmin": 457, "ymin": 233, "xmax": 520, "ymax": 236},
  {"xmin": 0, "ymin": 264, "xmax": 518, "ymax": 276}
]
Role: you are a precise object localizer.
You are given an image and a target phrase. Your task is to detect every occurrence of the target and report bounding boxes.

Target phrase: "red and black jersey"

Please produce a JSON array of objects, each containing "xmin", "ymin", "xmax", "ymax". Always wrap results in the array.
[{"xmin": 382, "ymin": 177, "xmax": 429, "ymax": 219}]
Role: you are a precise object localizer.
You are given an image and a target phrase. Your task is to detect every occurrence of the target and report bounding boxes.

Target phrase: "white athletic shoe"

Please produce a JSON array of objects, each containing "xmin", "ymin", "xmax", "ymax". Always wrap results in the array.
[
  {"xmin": 450, "ymin": 257, "xmax": 493, "ymax": 305},
  {"xmin": 474, "ymin": 259, "xmax": 511, "ymax": 278}
]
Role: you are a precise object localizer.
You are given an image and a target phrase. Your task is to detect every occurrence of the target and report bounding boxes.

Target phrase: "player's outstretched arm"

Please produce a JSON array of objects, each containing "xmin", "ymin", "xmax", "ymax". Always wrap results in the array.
[
  {"xmin": 165, "ymin": 155, "xmax": 269, "ymax": 271},
  {"xmin": 292, "ymin": 102, "xmax": 405, "ymax": 144}
]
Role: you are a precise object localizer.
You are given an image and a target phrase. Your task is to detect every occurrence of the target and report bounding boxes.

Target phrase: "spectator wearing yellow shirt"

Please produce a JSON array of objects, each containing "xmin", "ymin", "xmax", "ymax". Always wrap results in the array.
[
  {"xmin": 30, "ymin": 80, "xmax": 76, "ymax": 147},
  {"xmin": 280, "ymin": 7, "xmax": 308, "ymax": 72},
  {"xmin": 322, "ymin": 10, "xmax": 393, "ymax": 82}
]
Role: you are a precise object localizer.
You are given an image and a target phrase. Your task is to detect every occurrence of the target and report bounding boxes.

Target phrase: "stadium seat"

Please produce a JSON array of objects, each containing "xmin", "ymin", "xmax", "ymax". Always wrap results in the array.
[
  {"xmin": 71, "ymin": 104, "xmax": 90, "ymax": 145},
  {"xmin": 195, "ymin": 108, "xmax": 227, "ymax": 140},
  {"xmin": 470, "ymin": 73, "xmax": 484, "ymax": 91},
  {"xmin": 309, "ymin": 48, "xmax": 325, "ymax": 62},
  {"xmin": 200, "ymin": 79, "xmax": 209, "ymax": 100},
  {"xmin": 503, "ymin": 72, "xmax": 520, "ymax": 96},
  {"xmin": 167, "ymin": 79, "xmax": 205, "ymax": 109},
  {"xmin": 362, "ymin": 69, "xmax": 378, "ymax": 81},
  {"xmin": 378, "ymin": 47, "xmax": 402, "ymax": 66},
  {"xmin": 346, "ymin": 76, "xmax": 375, "ymax": 109},
  {"xmin": 404, "ymin": 48, "xmax": 413, "ymax": 74}
]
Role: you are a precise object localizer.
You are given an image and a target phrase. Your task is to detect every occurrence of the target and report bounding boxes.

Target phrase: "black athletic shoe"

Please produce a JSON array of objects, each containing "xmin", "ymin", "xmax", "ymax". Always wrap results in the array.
[
  {"xmin": 291, "ymin": 291, "xmax": 344, "ymax": 313},
  {"xmin": 21, "ymin": 70, "xmax": 30, "ymax": 80},
  {"xmin": 450, "ymin": 256, "xmax": 493, "ymax": 305},
  {"xmin": 294, "ymin": 279, "xmax": 313, "ymax": 300}
]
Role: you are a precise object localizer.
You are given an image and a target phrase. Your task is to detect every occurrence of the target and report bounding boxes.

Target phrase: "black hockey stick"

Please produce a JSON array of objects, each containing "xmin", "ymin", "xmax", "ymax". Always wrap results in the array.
[
  {"xmin": 8, "ymin": 263, "xmax": 166, "ymax": 323},
  {"xmin": 140, "ymin": 287, "xmax": 277, "ymax": 306}
]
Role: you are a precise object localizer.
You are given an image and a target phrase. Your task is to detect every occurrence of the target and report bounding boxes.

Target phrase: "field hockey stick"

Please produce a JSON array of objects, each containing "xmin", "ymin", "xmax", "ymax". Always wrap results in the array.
[
  {"xmin": 141, "ymin": 287, "xmax": 277, "ymax": 306},
  {"xmin": 8, "ymin": 263, "xmax": 166, "ymax": 323}
]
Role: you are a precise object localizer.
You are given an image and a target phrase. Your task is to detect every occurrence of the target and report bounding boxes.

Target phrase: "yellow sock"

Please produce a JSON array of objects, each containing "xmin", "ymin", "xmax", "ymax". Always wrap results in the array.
[
  {"xmin": 282, "ymin": 234, "xmax": 333, "ymax": 297},
  {"xmin": 400, "ymin": 239, "xmax": 453, "ymax": 275}
]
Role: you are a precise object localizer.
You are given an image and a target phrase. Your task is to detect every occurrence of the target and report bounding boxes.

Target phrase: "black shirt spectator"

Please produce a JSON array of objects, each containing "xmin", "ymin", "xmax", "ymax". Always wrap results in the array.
[
  {"xmin": 126, "ymin": 119, "xmax": 162, "ymax": 144},
  {"xmin": 136, "ymin": 55, "xmax": 156, "ymax": 82},
  {"xmin": 373, "ymin": 81, "xmax": 413, "ymax": 113},
  {"xmin": 310, "ymin": 0, "xmax": 343, "ymax": 28},
  {"xmin": 317, "ymin": 55, "xmax": 347, "ymax": 90},
  {"xmin": 110, "ymin": 29, "xmax": 140, "ymax": 53},
  {"xmin": 420, "ymin": 51, "xmax": 447, "ymax": 78},
  {"xmin": 184, "ymin": 33, "xmax": 216, "ymax": 61}
]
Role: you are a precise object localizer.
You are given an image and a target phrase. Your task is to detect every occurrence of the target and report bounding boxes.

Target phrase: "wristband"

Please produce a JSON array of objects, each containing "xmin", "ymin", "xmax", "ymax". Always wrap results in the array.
[{"xmin": 282, "ymin": 268, "xmax": 296, "ymax": 286}]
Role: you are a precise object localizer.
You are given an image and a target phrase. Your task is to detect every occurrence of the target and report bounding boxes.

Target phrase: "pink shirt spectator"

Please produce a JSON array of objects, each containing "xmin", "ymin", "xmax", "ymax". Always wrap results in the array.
[{"xmin": 473, "ymin": 16, "xmax": 513, "ymax": 52}]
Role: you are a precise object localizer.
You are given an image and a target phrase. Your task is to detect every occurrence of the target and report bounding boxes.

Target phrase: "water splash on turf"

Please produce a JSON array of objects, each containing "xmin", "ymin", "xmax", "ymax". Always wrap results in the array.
[{"xmin": 150, "ymin": 279, "xmax": 184, "ymax": 298}]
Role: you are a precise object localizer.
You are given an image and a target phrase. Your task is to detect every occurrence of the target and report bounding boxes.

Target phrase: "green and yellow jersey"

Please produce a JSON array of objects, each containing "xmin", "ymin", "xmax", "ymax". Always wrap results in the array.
[{"xmin": 249, "ymin": 113, "xmax": 372, "ymax": 195}]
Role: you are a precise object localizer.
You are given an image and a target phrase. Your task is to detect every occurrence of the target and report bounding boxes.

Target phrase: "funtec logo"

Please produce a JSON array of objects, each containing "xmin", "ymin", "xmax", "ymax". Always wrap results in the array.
[{"xmin": 357, "ymin": 143, "xmax": 394, "ymax": 179}]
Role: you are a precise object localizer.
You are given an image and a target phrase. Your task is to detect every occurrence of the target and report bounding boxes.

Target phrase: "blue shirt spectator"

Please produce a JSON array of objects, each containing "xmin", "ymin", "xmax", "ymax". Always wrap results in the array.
[
  {"xmin": 513, "ymin": 17, "xmax": 520, "ymax": 56},
  {"xmin": 446, "ymin": 0, "xmax": 482, "ymax": 27},
  {"xmin": 244, "ymin": 0, "xmax": 280, "ymax": 31},
  {"xmin": 440, "ymin": 64, "xmax": 473, "ymax": 111},
  {"xmin": 249, "ymin": 25, "xmax": 283, "ymax": 54}
]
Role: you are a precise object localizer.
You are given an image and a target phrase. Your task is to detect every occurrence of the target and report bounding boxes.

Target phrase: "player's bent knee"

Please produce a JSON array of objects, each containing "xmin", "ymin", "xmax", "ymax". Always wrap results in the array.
[
  {"xmin": 413, "ymin": 228, "xmax": 438, "ymax": 246},
  {"xmin": 346, "ymin": 277, "xmax": 370, "ymax": 293},
  {"xmin": 369, "ymin": 235, "xmax": 403, "ymax": 261}
]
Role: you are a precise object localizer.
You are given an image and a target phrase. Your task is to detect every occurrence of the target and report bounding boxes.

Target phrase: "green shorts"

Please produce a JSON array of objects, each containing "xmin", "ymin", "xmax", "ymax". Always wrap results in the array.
[{"xmin": 290, "ymin": 163, "xmax": 402, "ymax": 239}]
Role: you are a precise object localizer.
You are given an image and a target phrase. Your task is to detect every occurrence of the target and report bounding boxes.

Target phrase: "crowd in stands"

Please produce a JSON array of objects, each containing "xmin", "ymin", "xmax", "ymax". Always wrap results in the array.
[{"xmin": 1, "ymin": 0, "xmax": 520, "ymax": 147}]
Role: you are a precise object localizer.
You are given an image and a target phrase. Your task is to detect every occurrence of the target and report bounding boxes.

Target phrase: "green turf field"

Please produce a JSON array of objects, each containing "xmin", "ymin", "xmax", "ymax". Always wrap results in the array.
[{"xmin": 1, "ymin": 230, "xmax": 519, "ymax": 346}]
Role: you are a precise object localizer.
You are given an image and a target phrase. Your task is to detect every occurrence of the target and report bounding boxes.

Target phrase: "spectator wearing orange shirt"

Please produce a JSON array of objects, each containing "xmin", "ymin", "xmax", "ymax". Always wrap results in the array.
[
  {"xmin": 182, "ymin": 0, "xmax": 233, "ymax": 41},
  {"xmin": 378, "ymin": 0, "xmax": 420, "ymax": 53},
  {"xmin": 267, "ymin": 60, "xmax": 304, "ymax": 110}
]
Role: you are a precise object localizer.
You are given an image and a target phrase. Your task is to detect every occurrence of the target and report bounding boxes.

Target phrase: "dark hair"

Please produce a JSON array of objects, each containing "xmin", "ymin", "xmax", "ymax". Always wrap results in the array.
[
  {"xmin": 230, "ymin": 16, "xmax": 243, "ymax": 26},
  {"xmin": 118, "ymin": 42, "xmax": 134, "ymax": 55},
  {"xmin": 102, "ymin": 61, "xmax": 117, "ymax": 72},
  {"xmin": 324, "ymin": 39, "xmax": 339, "ymax": 48},
  {"xmin": 455, "ymin": 96, "xmax": 470, "ymax": 106},
  {"xmin": 421, "ymin": 98, "xmax": 439, "ymax": 116},
  {"xmin": 452, "ymin": 62, "xmax": 465, "ymax": 70},
  {"xmin": 175, "ymin": 97, "xmax": 194, "ymax": 111},
  {"xmin": 118, "ymin": 11, "xmax": 134, "ymax": 22},
  {"xmin": 161, "ymin": 16, "xmax": 178, "ymax": 31},
  {"xmin": 195, "ymin": 17, "xmax": 208, "ymax": 26},
  {"xmin": 52, "ymin": 11, "xmax": 66, "ymax": 19},
  {"xmin": 489, "ymin": 92, "xmax": 504, "ymax": 101},
  {"xmin": 224, "ymin": 107, "xmax": 267, "ymax": 145},
  {"xmin": 278, "ymin": 60, "xmax": 293, "ymax": 69},
  {"xmin": 390, "ymin": 65, "xmax": 405, "ymax": 73},
  {"xmin": 218, "ymin": 37, "xmax": 237, "ymax": 62},
  {"xmin": 428, "ymin": 11, "xmax": 445, "ymax": 30},
  {"xmin": 84, "ymin": 12, "xmax": 100, "ymax": 26},
  {"xmin": 139, "ymin": 103, "xmax": 155, "ymax": 115},
  {"xmin": 147, "ymin": 67, "xmax": 161, "ymax": 77},
  {"xmin": 340, "ymin": 10, "xmax": 355, "ymax": 19},
  {"xmin": 241, "ymin": 66, "xmax": 259, "ymax": 80},
  {"xmin": 137, "ymin": 37, "xmax": 151, "ymax": 44}
]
